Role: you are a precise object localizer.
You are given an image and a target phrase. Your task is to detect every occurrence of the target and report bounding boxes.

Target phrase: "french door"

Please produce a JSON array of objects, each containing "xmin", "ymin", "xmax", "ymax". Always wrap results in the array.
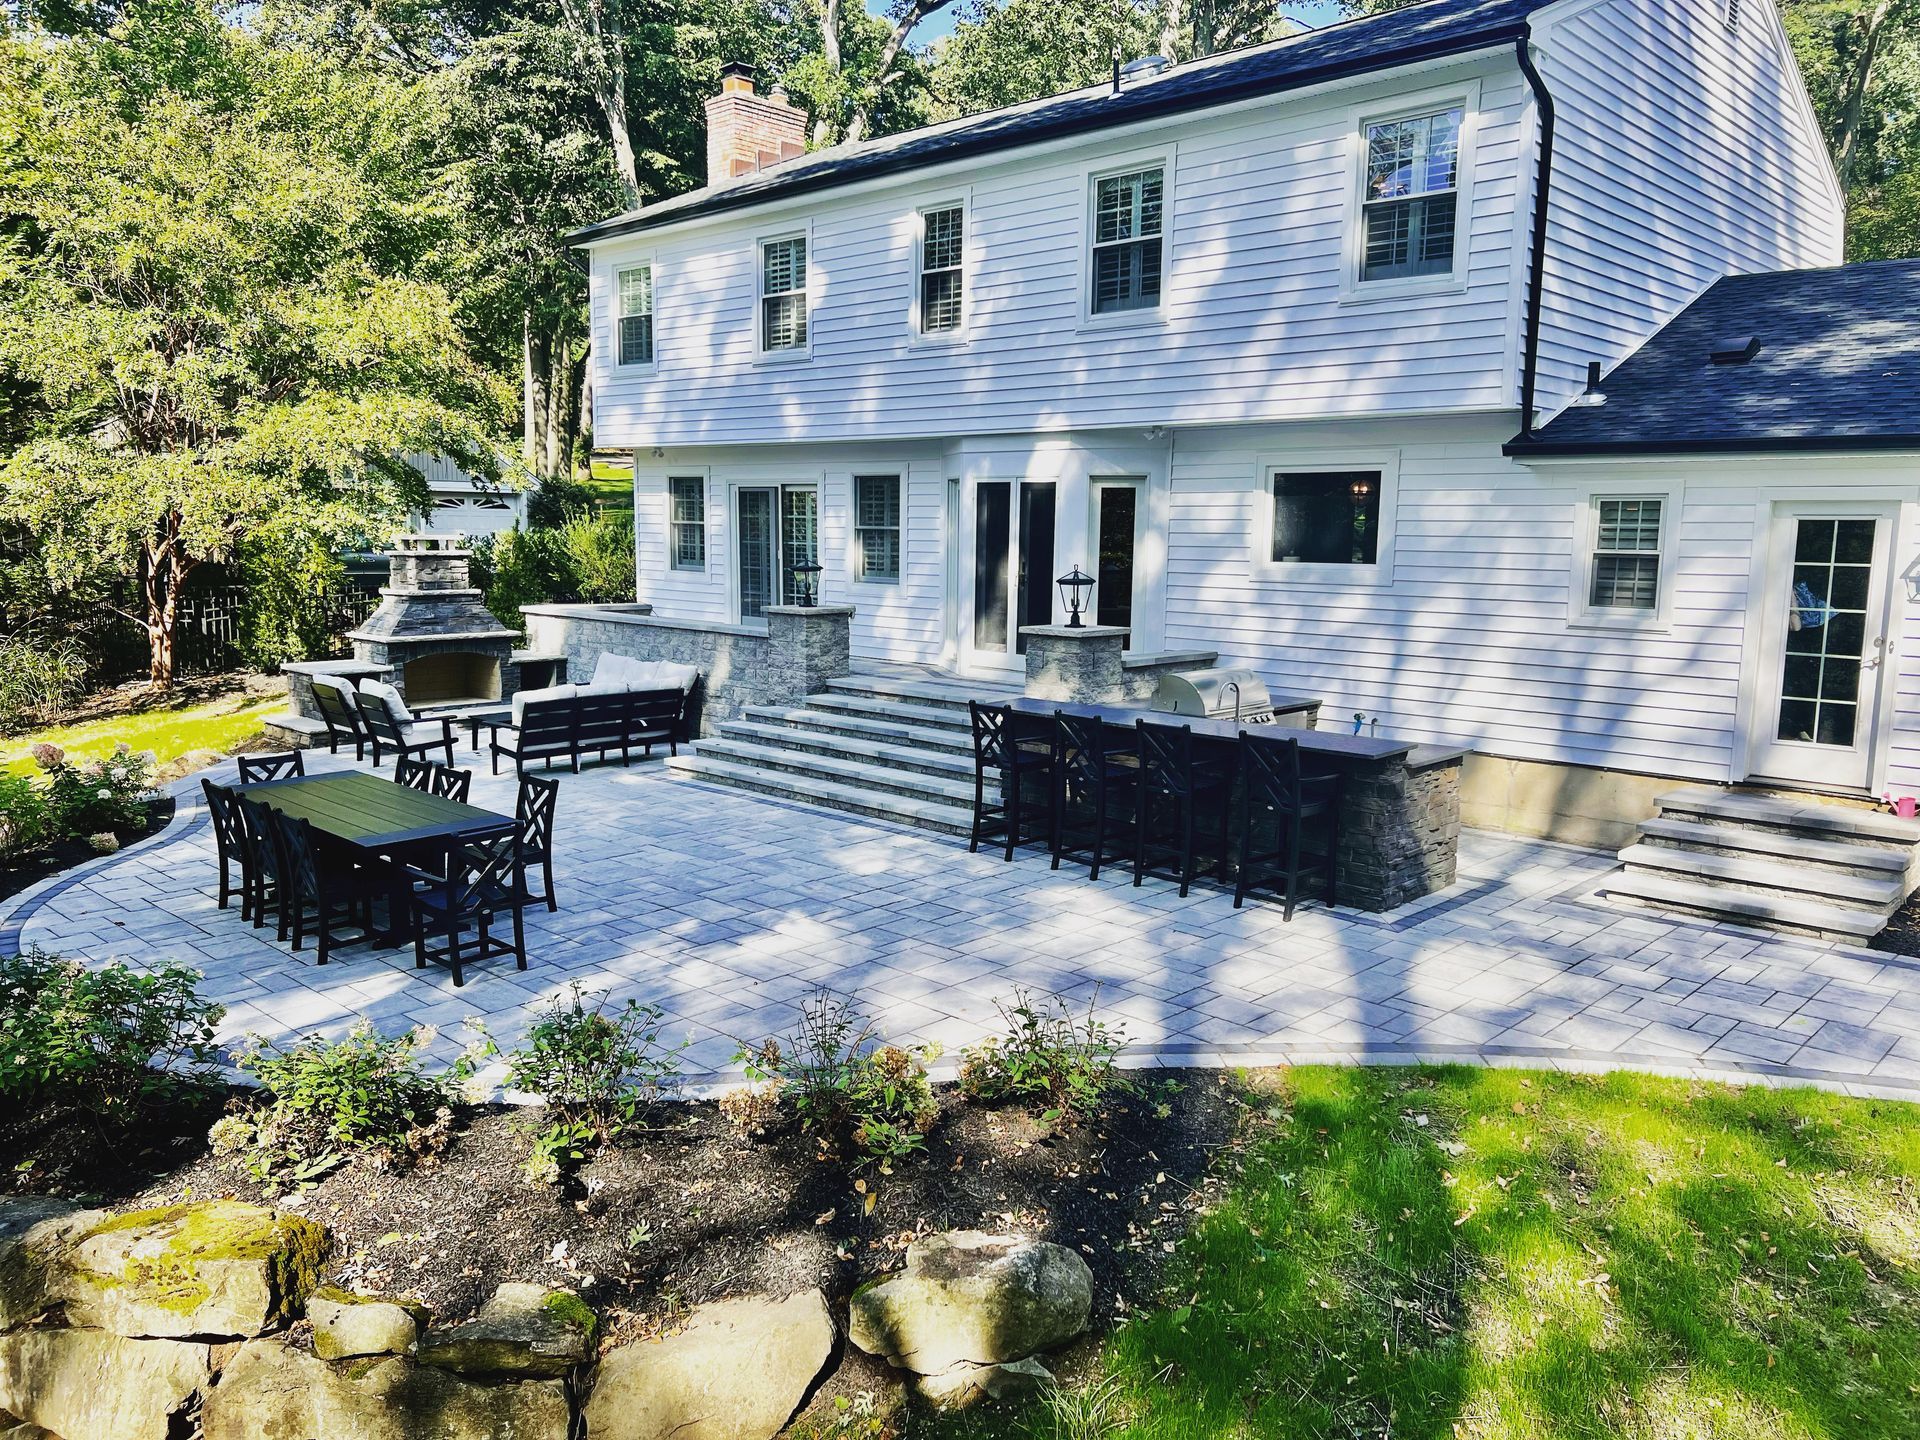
[
  {"xmin": 968, "ymin": 480, "xmax": 1055, "ymax": 668},
  {"xmin": 1748, "ymin": 505, "xmax": 1896, "ymax": 791},
  {"xmin": 1091, "ymin": 478, "xmax": 1144, "ymax": 640},
  {"xmin": 736, "ymin": 485, "xmax": 818, "ymax": 621}
]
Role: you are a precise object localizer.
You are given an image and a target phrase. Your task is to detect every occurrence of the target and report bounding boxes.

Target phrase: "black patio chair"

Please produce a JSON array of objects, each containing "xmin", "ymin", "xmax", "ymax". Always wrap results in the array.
[
  {"xmin": 1133, "ymin": 719, "xmax": 1234, "ymax": 898},
  {"xmin": 406, "ymin": 829, "xmax": 527, "ymax": 987},
  {"xmin": 237, "ymin": 751, "xmax": 306, "ymax": 785},
  {"xmin": 514, "ymin": 773, "xmax": 560, "ymax": 913},
  {"xmin": 311, "ymin": 677, "xmax": 369, "ymax": 762},
  {"xmin": 967, "ymin": 700, "xmax": 1054, "ymax": 862},
  {"xmin": 200, "ymin": 779, "xmax": 248, "ymax": 915},
  {"xmin": 269, "ymin": 810, "xmax": 384, "ymax": 965},
  {"xmin": 233, "ymin": 794, "xmax": 289, "ymax": 937},
  {"xmin": 394, "ymin": 756, "xmax": 473, "ymax": 804},
  {"xmin": 1050, "ymin": 709, "xmax": 1139, "ymax": 881},
  {"xmin": 358, "ymin": 688, "xmax": 456, "ymax": 771},
  {"xmin": 1234, "ymin": 730, "xmax": 1342, "ymax": 919}
]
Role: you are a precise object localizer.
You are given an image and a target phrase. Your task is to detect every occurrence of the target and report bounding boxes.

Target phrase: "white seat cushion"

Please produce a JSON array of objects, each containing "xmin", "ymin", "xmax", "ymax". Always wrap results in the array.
[
  {"xmin": 511, "ymin": 683, "xmax": 577, "ymax": 729},
  {"xmin": 357, "ymin": 679, "xmax": 412, "ymax": 724}
]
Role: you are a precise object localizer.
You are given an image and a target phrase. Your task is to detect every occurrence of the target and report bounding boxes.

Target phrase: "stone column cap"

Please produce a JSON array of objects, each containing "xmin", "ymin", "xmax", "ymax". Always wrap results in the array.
[
  {"xmin": 1019, "ymin": 624, "xmax": 1129, "ymax": 640},
  {"xmin": 765, "ymin": 605, "xmax": 856, "ymax": 618}
]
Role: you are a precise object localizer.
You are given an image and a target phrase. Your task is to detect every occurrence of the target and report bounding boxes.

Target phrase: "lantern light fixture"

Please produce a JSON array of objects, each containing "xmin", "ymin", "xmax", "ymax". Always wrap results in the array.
[
  {"xmin": 1057, "ymin": 566, "xmax": 1095, "ymax": 628},
  {"xmin": 791, "ymin": 560, "xmax": 823, "ymax": 608}
]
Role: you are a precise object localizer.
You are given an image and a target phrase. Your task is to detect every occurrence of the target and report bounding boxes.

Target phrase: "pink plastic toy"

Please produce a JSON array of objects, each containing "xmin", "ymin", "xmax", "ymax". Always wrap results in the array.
[{"xmin": 1886, "ymin": 795, "xmax": 1919, "ymax": 820}]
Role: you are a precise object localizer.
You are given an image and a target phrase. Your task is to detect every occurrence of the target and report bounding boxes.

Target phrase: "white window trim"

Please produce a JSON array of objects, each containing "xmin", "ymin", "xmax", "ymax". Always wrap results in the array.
[
  {"xmin": 613, "ymin": 259, "xmax": 657, "ymax": 371},
  {"xmin": 754, "ymin": 224, "xmax": 813, "ymax": 363},
  {"xmin": 726, "ymin": 476, "xmax": 824, "ymax": 625},
  {"xmin": 665, "ymin": 472, "xmax": 709, "ymax": 574},
  {"xmin": 845, "ymin": 471, "xmax": 906, "ymax": 586},
  {"xmin": 1248, "ymin": 449, "xmax": 1400, "ymax": 589},
  {"xmin": 1568, "ymin": 486, "xmax": 1677, "ymax": 632},
  {"xmin": 1339, "ymin": 80, "xmax": 1480, "ymax": 306},
  {"xmin": 908, "ymin": 193, "xmax": 970, "ymax": 345},
  {"xmin": 1076, "ymin": 145, "xmax": 1176, "ymax": 333}
]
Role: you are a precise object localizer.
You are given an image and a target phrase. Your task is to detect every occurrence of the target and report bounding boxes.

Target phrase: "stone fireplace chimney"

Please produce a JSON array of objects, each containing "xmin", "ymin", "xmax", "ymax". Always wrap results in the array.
[{"xmin": 705, "ymin": 62, "xmax": 807, "ymax": 185}]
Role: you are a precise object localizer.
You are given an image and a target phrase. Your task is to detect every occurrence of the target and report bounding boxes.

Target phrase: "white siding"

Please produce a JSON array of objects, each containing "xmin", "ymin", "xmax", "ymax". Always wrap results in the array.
[
  {"xmin": 591, "ymin": 57, "xmax": 1529, "ymax": 447},
  {"xmin": 1531, "ymin": 0, "xmax": 1845, "ymax": 413},
  {"xmin": 1884, "ymin": 502, "xmax": 1920, "ymax": 800}
]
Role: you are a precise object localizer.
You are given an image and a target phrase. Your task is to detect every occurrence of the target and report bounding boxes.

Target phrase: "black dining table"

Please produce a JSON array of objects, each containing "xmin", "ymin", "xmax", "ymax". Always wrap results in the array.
[{"xmin": 235, "ymin": 770, "xmax": 516, "ymax": 945}]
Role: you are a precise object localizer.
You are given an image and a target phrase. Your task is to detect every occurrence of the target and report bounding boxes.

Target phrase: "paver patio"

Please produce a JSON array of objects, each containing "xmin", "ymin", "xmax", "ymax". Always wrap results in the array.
[{"xmin": 10, "ymin": 748, "xmax": 1920, "ymax": 1100}]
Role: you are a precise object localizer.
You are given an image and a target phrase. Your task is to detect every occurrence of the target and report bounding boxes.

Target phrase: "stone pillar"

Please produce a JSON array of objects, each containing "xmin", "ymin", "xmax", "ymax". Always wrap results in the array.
[
  {"xmin": 766, "ymin": 605, "xmax": 855, "ymax": 700},
  {"xmin": 1020, "ymin": 625, "xmax": 1129, "ymax": 704},
  {"xmin": 1335, "ymin": 754, "xmax": 1463, "ymax": 911}
]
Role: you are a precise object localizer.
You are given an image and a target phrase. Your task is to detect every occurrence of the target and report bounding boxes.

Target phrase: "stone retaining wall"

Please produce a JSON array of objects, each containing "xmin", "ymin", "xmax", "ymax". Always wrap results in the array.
[{"xmin": 1337, "ymin": 753, "xmax": 1464, "ymax": 911}]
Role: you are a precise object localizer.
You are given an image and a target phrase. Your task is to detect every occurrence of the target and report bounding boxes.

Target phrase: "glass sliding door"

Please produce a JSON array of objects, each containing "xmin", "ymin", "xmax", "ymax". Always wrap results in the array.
[
  {"xmin": 973, "ymin": 481, "xmax": 1011, "ymax": 653},
  {"xmin": 1015, "ymin": 482, "xmax": 1056, "ymax": 656},
  {"xmin": 736, "ymin": 485, "xmax": 818, "ymax": 622},
  {"xmin": 737, "ymin": 487, "xmax": 776, "ymax": 621},
  {"xmin": 780, "ymin": 488, "xmax": 819, "ymax": 606},
  {"xmin": 1094, "ymin": 483, "xmax": 1138, "ymax": 635}
]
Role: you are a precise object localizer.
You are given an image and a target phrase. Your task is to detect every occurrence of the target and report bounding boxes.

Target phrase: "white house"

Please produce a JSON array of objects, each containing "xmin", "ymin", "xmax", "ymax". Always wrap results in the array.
[{"xmin": 568, "ymin": 0, "xmax": 1920, "ymax": 863}]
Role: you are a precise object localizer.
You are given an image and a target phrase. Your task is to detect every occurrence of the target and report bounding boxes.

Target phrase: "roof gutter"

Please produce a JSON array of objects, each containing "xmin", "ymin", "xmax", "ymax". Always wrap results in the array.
[
  {"xmin": 1513, "ymin": 24, "xmax": 1555, "ymax": 441},
  {"xmin": 1505, "ymin": 434, "xmax": 1920, "ymax": 460},
  {"xmin": 570, "ymin": 24, "xmax": 1532, "ymax": 245}
]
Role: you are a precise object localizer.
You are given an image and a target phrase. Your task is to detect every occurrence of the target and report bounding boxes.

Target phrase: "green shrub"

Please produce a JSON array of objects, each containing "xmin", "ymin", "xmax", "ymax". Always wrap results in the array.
[
  {"xmin": 472, "ymin": 526, "xmax": 575, "ymax": 629},
  {"xmin": 735, "ymin": 991, "xmax": 939, "ymax": 1169},
  {"xmin": 0, "ymin": 949, "xmax": 224, "ymax": 1127},
  {"xmin": 0, "ymin": 636, "xmax": 85, "ymax": 733},
  {"xmin": 558, "ymin": 511, "xmax": 635, "ymax": 603},
  {"xmin": 504, "ymin": 983, "xmax": 683, "ymax": 1184},
  {"xmin": 230, "ymin": 1023, "xmax": 478, "ymax": 1192},
  {"xmin": 37, "ymin": 741, "xmax": 156, "ymax": 837},
  {"xmin": 958, "ymin": 989, "xmax": 1126, "ymax": 1123},
  {"xmin": 0, "ymin": 771, "xmax": 51, "ymax": 857}
]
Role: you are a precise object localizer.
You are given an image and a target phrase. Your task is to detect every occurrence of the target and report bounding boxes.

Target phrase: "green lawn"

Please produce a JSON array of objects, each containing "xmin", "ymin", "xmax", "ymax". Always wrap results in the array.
[
  {"xmin": 947, "ymin": 1066, "xmax": 1920, "ymax": 1440},
  {"xmin": 583, "ymin": 458, "xmax": 634, "ymax": 511},
  {"xmin": 3, "ymin": 689, "xmax": 280, "ymax": 774}
]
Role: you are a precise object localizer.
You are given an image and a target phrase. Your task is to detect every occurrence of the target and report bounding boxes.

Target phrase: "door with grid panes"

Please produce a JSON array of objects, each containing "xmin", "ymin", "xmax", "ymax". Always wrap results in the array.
[
  {"xmin": 734, "ymin": 486, "xmax": 818, "ymax": 622},
  {"xmin": 1748, "ymin": 504, "xmax": 1896, "ymax": 790}
]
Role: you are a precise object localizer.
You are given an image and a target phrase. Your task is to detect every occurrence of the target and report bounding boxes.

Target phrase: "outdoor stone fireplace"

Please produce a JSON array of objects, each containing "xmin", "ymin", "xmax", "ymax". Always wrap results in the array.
[{"xmin": 345, "ymin": 536, "xmax": 523, "ymax": 710}]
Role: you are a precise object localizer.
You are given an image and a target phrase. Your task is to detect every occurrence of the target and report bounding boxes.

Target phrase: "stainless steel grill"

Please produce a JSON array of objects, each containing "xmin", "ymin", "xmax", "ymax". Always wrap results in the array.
[{"xmin": 1151, "ymin": 667, "xmax": 1276, "ymax": 725}]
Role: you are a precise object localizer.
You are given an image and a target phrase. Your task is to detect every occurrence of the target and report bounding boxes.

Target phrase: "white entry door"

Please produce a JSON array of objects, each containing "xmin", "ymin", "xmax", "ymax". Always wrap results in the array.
[{"xmin": 1748, "ymin": 505, "xmax": 1897, "ymax": 791}]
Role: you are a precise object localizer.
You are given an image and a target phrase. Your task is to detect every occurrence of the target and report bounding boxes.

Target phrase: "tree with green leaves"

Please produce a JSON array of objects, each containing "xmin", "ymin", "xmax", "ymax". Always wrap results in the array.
[{"xmin": 0, "ymin": 0, "xmax": 509, "ymax": 686}]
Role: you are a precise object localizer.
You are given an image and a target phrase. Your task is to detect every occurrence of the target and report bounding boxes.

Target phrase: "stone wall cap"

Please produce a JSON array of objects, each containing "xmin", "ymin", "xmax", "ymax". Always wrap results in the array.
[
  {"xmin": 1122, "ymin": 649, "xmax": 1217, "ymax": 669},
  {"xmin": 765, "ymin": 604, "xmax": 856, "ymax": 618},
  {"xmin": 1019, "ymin": 624, "xmax": 1129, "ymax": 639},
  {"xmin": 1408, "ymin": 744, "xmax": 1471, "ymax": 770},
  {"xmin": 520, "ymin": 602, "xmax": 655, "ymax": 618},
  {"xmin": 281, "ymin": 660, "xmax": 391, "ymax": 677}
]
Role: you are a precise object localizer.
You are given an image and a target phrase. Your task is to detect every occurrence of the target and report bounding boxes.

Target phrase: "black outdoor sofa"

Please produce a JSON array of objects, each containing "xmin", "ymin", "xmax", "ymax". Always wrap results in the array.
[{"xmin": 486, "ymin": 686, "xmax": 691, "ymax": 775}]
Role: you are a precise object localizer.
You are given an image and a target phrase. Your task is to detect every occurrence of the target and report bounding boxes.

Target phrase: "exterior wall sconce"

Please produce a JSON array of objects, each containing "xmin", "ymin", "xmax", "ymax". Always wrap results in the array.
[
  {"xmin": 791, "ymin": 561, "xmax": 822, "ymax": 607},
  {"xmin": 1057, "ymin": 566, "xmax": 1095, "ymax": 628}
]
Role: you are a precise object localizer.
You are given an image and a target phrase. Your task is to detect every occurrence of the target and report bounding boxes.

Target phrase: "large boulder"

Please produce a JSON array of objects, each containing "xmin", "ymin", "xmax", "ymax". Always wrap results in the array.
[
  {"xmin": 309, "ymin": 1287, "xmax": 429, "ymax": 1361},
  {"xmin": 582, "ymin": 1291, "xmax": 834, "ymax": 1440},
  {"xmin": 416, "ymin": 1282, "xmax": 596, "ymax": 1378},
  {"xmin": 849, "ymin": 1231, "xmax": 1092, "ymax": 1375},
  {"xmin": 0, "ymin": 1327, "xmax": 210, "ymax": 1440},
  {"xmin": 203, "ymin": 1337, "xmax": 568, "ymax": 1440},
  {"xmin": 59, "ymin": 1200, "xmax": 328, "ymax": 1339},
  {"xmin": 915, "ymin": 1355, "xmax": 1055, "ymax": 1411},
  {"xmin": 0, "ymin": 1198, "xmax": 102, "ymax": 1330}
]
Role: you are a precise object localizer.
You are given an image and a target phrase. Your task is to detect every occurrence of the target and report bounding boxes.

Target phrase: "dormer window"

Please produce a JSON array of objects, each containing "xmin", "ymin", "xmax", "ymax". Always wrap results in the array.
[
  {"xmin": 1090, "ymin": 166, "xmax": 1164, "ymax": 316},
  {"xmin": 759, "ymin": 233, "xmax": 809, "ymax": 353},
  {"xmin": 1360, "ymin": 106, "xmax": 1463, "ymax": 283}
]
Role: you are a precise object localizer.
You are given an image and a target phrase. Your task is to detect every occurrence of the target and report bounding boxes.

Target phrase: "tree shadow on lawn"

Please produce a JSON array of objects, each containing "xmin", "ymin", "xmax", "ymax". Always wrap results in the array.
[{"xmin": 924, "ymin": 1066, "xmax": 1920, "ymax": 1440}]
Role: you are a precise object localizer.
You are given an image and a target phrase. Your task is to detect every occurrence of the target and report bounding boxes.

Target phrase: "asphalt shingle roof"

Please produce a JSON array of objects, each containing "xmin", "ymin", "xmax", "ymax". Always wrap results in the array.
[
  {"xmin": 1511, "ymin": 261, "xmax": 1920, "ymax": 456},
  {"xmin": 572, "ymin": 0, "xmax": 1539, "ymax": 244}
]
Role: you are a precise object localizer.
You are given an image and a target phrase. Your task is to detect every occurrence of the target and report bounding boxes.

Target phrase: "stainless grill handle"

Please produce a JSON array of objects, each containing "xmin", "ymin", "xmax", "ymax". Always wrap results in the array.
[{"xmin": 1226, "ymin": 680, "xmax": 1241, "ymax": 724}]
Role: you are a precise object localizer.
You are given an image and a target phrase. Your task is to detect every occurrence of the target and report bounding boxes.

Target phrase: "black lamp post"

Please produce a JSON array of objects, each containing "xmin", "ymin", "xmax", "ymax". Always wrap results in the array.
[
  {"xmin": 1057, "ymin": 566, "xmax": 1094, "ymax": 628},
  {"xmin": 790, "ymin": 560, "xmax": 823, "ymax": 608}
]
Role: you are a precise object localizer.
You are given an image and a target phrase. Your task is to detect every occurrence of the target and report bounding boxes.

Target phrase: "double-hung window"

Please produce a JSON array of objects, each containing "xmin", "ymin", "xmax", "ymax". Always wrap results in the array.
[
  {"xmin": 854, "ymin": 475, "xmax": 901, "ymax": 582},
  {"xmin": 617, "ymin": 265, "xmax": 654, "ymax": 366},
  {"xmin": 918, "ymin": 206, "xmax": 964, "ymax": 334},
  {"xmin": 668, "ymin": 477, "xmax": 706, "ymax": 571},
  {"xmin": 760, "ymin": 235, "xmax": 808, "ymax": 352},
  {"xmin": 1090, "ymin": 166, "xmax": 1164, "ymax": 316},
  {"xmin": 1586, "ymin": 497, "xmax": 1664, "ymax": 613},
  {"xmin": 1361, "ymin": 106, "xmax": 1463, "ymax": 283}
]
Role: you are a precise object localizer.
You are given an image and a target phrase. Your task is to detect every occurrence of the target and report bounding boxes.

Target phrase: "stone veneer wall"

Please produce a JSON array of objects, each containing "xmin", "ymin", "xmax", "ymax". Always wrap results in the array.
[
  {"xmin": 1336, "ymin": 754, "xmax": 1463, "ymax": 911},
  {"xmin": 520, "ymin": 603, "xmax": 854, "ymax": 737}
]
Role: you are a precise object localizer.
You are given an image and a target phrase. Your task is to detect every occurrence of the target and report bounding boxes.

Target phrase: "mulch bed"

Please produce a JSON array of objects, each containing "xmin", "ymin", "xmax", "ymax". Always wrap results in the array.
[
  {"xmin": 1871, "ymin": 893, "xmax": 1920, "ymax": 958},
  {"xmin": 0, "ymin": 796, "xmax": 175, "ymax": 909}
]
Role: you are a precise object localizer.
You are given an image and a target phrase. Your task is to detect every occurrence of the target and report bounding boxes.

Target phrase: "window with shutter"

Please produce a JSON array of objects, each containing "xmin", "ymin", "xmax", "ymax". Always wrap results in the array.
[{"xmin": 1090, "ymin": 168, "xmax": 1164, "ymax": 316}]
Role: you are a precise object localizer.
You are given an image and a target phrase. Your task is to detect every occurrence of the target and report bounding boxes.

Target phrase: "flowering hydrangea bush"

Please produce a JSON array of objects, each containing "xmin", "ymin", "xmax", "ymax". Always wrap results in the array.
[{"xmin": 0, "ymin": 740, "xmax": 158, "ymax": 863}]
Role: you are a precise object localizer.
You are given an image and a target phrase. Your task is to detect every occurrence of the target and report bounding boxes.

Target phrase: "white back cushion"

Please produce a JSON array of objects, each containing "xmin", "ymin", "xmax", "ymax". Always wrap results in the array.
[
  {"xmin": 312, "ymin": 675, "xmax": 359, "ymax": 711},
  {"xmin": 512, "ymin": 683, "xmax": 577, "ymax": 728},
  {"xmin": 358, "ymin": 679, "xmax": 412, "ymax": 725},
  {"xmin": 655, "ymin": 662, "xmax": 698, "ymax": 694},
  {"xmin": 589, "ymin": 652, "xmax": 698, "ymax": 693}
]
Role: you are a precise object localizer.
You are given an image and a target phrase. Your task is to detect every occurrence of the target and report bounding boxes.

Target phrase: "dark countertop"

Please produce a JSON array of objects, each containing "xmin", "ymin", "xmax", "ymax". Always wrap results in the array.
[{"xmin": 1006, "ymin": 696, "xmax": 1420, "ymax": 763}]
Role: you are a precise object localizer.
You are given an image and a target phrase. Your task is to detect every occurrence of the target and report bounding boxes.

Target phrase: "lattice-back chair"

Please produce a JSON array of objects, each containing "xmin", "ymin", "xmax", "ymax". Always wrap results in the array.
[
  {"xmin": 966, "ymin": 700, "xmax": 1054, "ymax": 861},
  {"xmin": 407, "ymin": 829, "xmax": 527, "ymax": 987},
  {"xmin": 1133, "ymin": 719, "xmax": 1234, "ymax": 898},
  {"xmin": 394, "ymin": 757, "xmax": 473, "ymax": 804},
  {"xmin": 1050, "ymin": 709, "xmax": 1139, "ymax": 881},
  {"xmin": 238, "ymin": 751, "xmax": 306, "ymax": 785},
  {"xmin": 310, "ymin": 677, "xmax": 368, "ymax": 762},
  {"xmin": 358, "ymin": 688, "xmax": 456, "ymax": 770},
  {"xmin": 1233, "ymin": 730, "xmax": 1341, "ymax": 920},
  {"xmin": 515, "ymin": 773, "xmax": 560, "ymax": 912},
  {"xmin": 268, "ymin": 810, "xmax": 383, "ymax": 965},
  {"xmin": 200, "ymin": 779, "xmax": 248, "ymax": 916},
  {"xmin": 233, "ymin": 794, "xmax": 288, "ymax": 937}
]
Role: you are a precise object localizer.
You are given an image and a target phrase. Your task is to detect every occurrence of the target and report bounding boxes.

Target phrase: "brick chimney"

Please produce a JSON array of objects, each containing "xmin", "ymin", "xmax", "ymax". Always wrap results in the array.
[{"xmin": 704, "ymin": 62, "xmax": 807, "ymax": 185}]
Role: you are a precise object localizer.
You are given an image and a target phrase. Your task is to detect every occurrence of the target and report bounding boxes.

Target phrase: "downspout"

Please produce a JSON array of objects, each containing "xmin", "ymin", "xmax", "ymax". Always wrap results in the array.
[{"xmin": 1514, "ymin": 25, "xmax": 1556, "ymax": 441}]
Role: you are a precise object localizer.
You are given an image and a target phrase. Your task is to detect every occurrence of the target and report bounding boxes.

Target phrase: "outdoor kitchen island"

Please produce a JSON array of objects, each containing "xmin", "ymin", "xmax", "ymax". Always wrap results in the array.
[{"xmin": 1005, "ymin": 696, "xmax": 1466, "ymax": 913}]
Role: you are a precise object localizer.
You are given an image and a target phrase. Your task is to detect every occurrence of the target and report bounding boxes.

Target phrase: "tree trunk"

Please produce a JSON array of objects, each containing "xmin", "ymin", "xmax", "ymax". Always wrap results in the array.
[
  {"xmin": 526, "ymin": 327, "xmax": 554, "ymax": 479},
  {"xmin": 557, "ymin": 0, "xmax": 640, "ymax": 204},
  {"xmin": 1836, "ymin": 1, "xmax": 1894, "ymax": 190},
  {"xmin": 522, "ymin": 312, "xmax": 539, "ymax": 469},
  {"xmin": 545, "ymin": 334, "xmax": 571, "ymax": 481},
  {"xmin": 813, "ymin": 0, "xmax": 844, "ymax": 148},
  {"xmin": 844, "ymin": 0, "xmax": 955, "ymax": 144},
  {"xmin": 1159, "ymin": 0, "xmax": 1185, "ymax": 60},
  {"xmin": 576, "ymin": 341, "xmax": 595, "ymax": 481},
  {"xmin": 142, "ymin": 534, "xmax": 190, "ymax": 690}
]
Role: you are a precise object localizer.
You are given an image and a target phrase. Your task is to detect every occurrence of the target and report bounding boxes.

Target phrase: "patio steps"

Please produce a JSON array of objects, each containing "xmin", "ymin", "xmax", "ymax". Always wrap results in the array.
[
  {"xmin": 665, "ymin": 671, "xmax": 1020, "ymax": 836},
  {"xmin": 1601, "ymin": 788, "xmax": 1920, "ymax": 942}
]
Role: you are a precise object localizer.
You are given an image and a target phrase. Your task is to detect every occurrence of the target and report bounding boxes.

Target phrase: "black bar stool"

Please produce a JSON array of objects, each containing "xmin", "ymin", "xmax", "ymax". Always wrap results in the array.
[
  {"xmin": 1050, "ymin": 709, "xmax": 1138, "ymax": 880},
  {"xmin": 967, "ymin": 701, "xmax": 1054, "ymax": 861},
  {"xmin": 1133, "ymin": 719, "xmax": 1233, "ymax": 897},
  {"xmin": 1233, "ymin": 729, "xmax": 1342, "ymax": 919}
]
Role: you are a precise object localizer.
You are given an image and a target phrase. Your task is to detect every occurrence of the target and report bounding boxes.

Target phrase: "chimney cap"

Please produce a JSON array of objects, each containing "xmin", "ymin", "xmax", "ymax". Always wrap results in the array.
[{"xmin": 720, "ymin": 60, "xmax": 755, "ymax": 81}]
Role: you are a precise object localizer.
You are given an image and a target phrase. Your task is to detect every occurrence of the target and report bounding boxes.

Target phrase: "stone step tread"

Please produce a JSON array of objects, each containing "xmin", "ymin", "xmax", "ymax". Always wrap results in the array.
[
  {"xmin": 665, "ymin": 754, "xmax": 973, "ymax": 833},
  {"xmin": 718, "ymin": 721, "xmax": 975, "ymax": 776},
  {"xmin": 1616, "ymin": 843, "xmax": 1907, "ymax": 907},
  {"xmin": 806, "ymin": 694, "xmax": 974, "ymax": 732},
  {"xmin": 1600, "ymin": 870, "xmax": 1890, "ymax": 940},
  {"xmin": 1657, "ymin": 787, "xmax": 1920, "ymax": 845},
  {"xmin": 830, "ymin": 673, "xmax": 1022, "ymax": 708},
  {"xmin": 739, "ymin": 705, "xmax": 974, "ymax": 752},
  {"xmin": 689, "ymin": 738, "xmax": 979, "ymax": 804},
  {"xmin": 1635, "ymin": 816, "xmax": 1911, "ymax": 874}
]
